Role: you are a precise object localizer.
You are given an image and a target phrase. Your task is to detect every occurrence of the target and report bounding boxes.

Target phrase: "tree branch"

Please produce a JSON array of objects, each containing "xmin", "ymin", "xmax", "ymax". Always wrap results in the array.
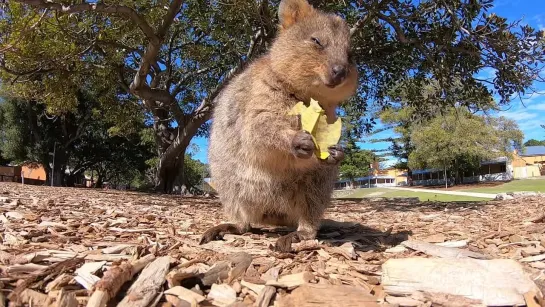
[
  {"xmin": 172, "ymin": 66, "xmax": 215, "ymax": 96},
  {"xmin": 193, "ymin": 60, "xmax": 247, "ymax": 118},
  {"xmin": 157, "ymin": 0, "xmax": 183, "ymax": 38},
  {"xmin": 350, "ymin": 13, "xmax": 373, "ymax": 37},
  {"xmin": 246, "ymin": 29, "xmax": 263, "ymax": 58},
  {"xmin": 13, "ymin": 0, "xmax": 160, "ymax": 45},
  {"xmin": 129, "ymin": 0, "xmax": 183, "ymax": 108},
  {"xmin": 375, "ymin": 11, "xmax": 438, "ymax": 66},
  {"xmin": 0, "ymin": 56, "xmax": 55, "ymax": 77}
]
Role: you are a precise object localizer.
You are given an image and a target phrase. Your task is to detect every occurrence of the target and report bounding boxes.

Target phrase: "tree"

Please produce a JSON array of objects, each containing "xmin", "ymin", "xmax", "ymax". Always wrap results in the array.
[
  {"xmin": 0, "ymin": 95, "xmax": 96, "ymax": 185},
  {"xmin": 0, "ymin": 0, "xmax": 275, "ymax": 192},
  {"xmin": 69, "ymin": 125, "xmax": 154, "ymax": 188},
  {"xmin": 182, "ymin": 154, "xmax": 209, "ymax": 194},
  {"xmin": 1, "ymin": 0, "xmax": 544, "ymax": 193},
  {"xmin": 339, "ymin": 138, "xmax": 376, "ymax": 188},
  {"xmin": 0, "ymin": 91, "xmax": 152, "ymax": 187},
  {"xmin": 524, "ymin": 139, "xmax": 545, "ymax": 146},
  {"xmin": 409, "ymin": 108, "xmax": 524, "ymax": 184}
]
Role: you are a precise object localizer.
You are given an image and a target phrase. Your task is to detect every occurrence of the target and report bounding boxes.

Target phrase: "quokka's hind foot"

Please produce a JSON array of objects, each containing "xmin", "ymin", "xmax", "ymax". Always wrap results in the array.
[{"xmin": 199, "ymin": 223, "xmax": 250, "ymax": 245}]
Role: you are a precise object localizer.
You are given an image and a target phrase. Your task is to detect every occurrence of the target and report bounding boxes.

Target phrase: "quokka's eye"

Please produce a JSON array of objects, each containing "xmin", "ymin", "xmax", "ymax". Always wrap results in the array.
[{"xmin": 311, "ymin": 37, "xmax": 323, "ymax": 48}]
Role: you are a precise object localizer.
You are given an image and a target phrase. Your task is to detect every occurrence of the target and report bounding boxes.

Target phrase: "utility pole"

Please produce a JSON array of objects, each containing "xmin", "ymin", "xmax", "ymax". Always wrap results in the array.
[
  {"xmin": 444, "ymin": 165, "xmax": 447, "ymax": 190},
  {"xmin": 49, "ymin": 142, "xmax": 56, "ymax": 187}
]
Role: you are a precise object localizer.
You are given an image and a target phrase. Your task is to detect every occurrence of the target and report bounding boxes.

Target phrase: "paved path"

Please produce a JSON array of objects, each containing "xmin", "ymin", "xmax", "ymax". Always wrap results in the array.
[{"xmin": 384, "ymin": 187, "xmax": 497, "ymax": 199}]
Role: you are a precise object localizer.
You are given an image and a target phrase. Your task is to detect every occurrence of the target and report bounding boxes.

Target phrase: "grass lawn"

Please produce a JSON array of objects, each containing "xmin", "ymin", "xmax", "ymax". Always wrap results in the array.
[
  {"xmin": 342, "ymin": 188, "xmax": 484, "ymax": 202},
  {"xmin": 463, "ymin": 179, "xmax": 545, "ymax": 194}
]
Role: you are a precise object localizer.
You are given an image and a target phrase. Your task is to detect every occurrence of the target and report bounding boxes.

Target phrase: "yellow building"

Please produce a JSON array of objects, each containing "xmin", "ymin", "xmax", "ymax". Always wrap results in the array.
[{"xmin": 512, "ymin": 146, "xmax": 544, "ymax": 178}]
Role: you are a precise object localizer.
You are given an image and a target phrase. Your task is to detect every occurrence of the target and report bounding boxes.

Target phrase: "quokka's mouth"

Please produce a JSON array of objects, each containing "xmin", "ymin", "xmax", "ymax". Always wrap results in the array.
[{"xmin": 324, "ymin": 79, "xmax": 344, "ymax": 88}]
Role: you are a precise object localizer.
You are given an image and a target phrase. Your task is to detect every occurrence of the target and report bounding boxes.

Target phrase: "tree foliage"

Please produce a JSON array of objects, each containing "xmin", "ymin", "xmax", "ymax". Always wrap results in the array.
[
  {"xmin": 524, "ymin": 139, "xmax": 545, "ymax": 146},
  {"xmin": 408, "ymin": 108, "xmax": 524, "ymax": 182},
  {"xmin": 339, "ymin": 139, "xmax": 376, "ymax": 183},
  {"xmin": 0, "ymin": 92, "xmax": 153, "ymax": 187},
  {"xmin": 1, "ymin": 0, "xmax": 544, "ymax": 192}
]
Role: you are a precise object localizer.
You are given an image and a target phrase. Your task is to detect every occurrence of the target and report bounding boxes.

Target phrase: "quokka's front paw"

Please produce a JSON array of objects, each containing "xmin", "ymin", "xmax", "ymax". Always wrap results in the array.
[
  {"xmin": 273, "ymin": 230, "xmax": 317, "ymax": 253},
  {"xmin": 324, "ymin": 144, "xmax": 345, "ymax": 165},
  {"xmin": 291, "ymin": 131, "xmax": 315, "ymax": 159},
  {"xmin": 274, "ymin": 232, "xmax": 301, "ymax": 253}
]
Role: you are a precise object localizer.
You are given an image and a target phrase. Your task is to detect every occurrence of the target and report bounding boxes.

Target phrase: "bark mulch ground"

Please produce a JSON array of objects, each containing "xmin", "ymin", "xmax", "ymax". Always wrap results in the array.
[{"xmin": 0, "ymin": 183, "xmax": 544, "ymax": 306}]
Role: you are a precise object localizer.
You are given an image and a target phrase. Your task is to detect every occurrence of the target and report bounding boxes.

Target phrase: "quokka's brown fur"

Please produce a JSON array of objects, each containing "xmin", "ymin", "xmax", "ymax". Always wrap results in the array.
[{"xmin": 201, "ymin": 0, "xmax": 358, "ymax": 250}]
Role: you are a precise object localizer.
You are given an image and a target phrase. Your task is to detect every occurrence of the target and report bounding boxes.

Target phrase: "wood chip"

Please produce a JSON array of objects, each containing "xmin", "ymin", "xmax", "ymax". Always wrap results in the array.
[
  {"xmin": 19, "ymin": 289, "xmax": 50, "ymax": 306},
  {"xmin": 520, "ymin": 253, "xmax": 545, "ymax": 262},
  {"xmin": 423, "ymin": 233, "xmax": 446, "ymax": 243},
  {"xmin": 241, "ymin": 280, "xmax": 265, "ymax": 294},
  {"xmin": 385, "ymin": 295, "xmax": 422, "ymax": 306},
  {"xmin": 45, "ymin": 273, "xmax": 72, "ymax": 293},
  {"xmin": 382, "ymin": 258, "xmax": 540, "ymax": 306},
  {"xmin": 255, "ymin": 285, "xmax": 276, "ymax": 307},
  {"xmin": 266, "ymin": 271, "xmax": 314, "ymax": 289},
  {"xmin": 55, "ymin": 289, "xmax": 79, "ymax": 307},
  {"xmin": 385, "ymin": 245, "xmax": 407, "ymax": 253},
  {"xmin": 524, "ymin": 291, "xmax": 542, "ymax": 307},
  {"xmin": 87, "ymin": 254, "xmax": 155, "ymax": 307},
  {"xmin": 401, "ymin": 240, "xmax": 487, "ymax": 259},
  {"xmin": 164, "ymin": 286, "xmax": 206, "ymax": 304},
  {"xmin": 436, "ymin": 240, "xmax": 468, "ymax": 248},
  {"xmin": 208, "ymin": 284, "xmax": 237, "ymax": 306},
  {"xmin": 276, "ymin": 284, "xmax": 380, "ymax": 307},
  {"xmin": 117, "ymin": 256, "xmax": 171, "ymax": 307}
]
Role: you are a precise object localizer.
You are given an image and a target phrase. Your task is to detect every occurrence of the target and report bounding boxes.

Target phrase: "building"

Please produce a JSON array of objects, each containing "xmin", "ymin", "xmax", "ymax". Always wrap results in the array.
[
  {"xmin": 518, "ymin": 146, "xmax": 545, "ymax": 176},
  {"xmin": 334, "ymin": 161, "xmax": 408, "ymax": 190},
  {"xmin": 21, "ymin": 164, "xmax": 47, "ymax": 181},
  {"xmin": 410, "ymin": 146, "xmax": 544, "ymax": 186},
  {"xmin": 0, "ymin": 163, "xmax": 47, "ymax": 185}
]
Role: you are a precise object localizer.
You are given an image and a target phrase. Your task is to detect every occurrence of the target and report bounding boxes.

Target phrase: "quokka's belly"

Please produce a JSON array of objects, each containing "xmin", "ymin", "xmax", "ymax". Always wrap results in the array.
[{"xmin": 216, "ymin": 165, "xmax": 306, "ymax": 222}]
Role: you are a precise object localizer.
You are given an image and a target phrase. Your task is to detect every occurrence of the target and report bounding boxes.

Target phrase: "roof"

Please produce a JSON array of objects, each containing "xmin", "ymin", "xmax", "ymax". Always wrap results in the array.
[
  {"xmin": 413, "ymin": 156, "xmax": 509, "ymax": 174},
  {"xmin": 412, "ymin": 169, "xmax": 442, "ymax": 175},
  {"xmin": 481, "ymin": 156, "xmax": 508, "ymax": 165},
  {"xmin": 336, "ymin": 176, "xmax": 396, "ymax": 184},
  {"xmin": 521, "ymin": 146, "xmax": 545, "ymax": 157}
]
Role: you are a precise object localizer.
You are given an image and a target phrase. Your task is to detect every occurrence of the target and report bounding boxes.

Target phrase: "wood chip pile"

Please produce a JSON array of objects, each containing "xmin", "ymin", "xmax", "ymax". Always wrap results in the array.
[{"xmin": 0, "ymin": 183, "xmax": 544, "ymax": 306}]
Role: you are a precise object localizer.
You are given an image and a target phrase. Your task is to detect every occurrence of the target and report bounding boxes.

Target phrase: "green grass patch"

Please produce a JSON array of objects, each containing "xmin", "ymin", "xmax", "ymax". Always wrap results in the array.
[
  {"xmin": 464, "ymin": 179, "xmax": 545, "ymax": 194},
  {"xmin": 341, "ymin": 188, "xmax": 484, "ymax": 202}
]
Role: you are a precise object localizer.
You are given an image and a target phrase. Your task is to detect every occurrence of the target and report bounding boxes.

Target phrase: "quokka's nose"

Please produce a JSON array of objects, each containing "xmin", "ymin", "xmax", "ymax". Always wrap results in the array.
[{"xmin": 331, "ymin": 65, "xmax": 347, "ymax": 82}]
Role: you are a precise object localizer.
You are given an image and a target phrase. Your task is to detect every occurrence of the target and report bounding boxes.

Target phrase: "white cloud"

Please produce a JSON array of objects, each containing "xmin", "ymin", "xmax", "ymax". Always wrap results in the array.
[
  {"xmin": 502, "ymin": 109, "xmax": 539, "ymax": 121},
  {"xmin": 528, "ymin": 103, "xmax": 545, "ymax": 111}
]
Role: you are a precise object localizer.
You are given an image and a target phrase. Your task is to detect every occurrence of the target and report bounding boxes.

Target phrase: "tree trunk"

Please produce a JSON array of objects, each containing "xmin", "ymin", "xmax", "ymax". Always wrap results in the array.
[
  {"xmin": 94, "ymin": 175, "xmax": 103, "ymax": 188},
  {"xmin": 52, "ymin": 167, "xmax": 65, "ymax": 187},
  {"xmin": 155, "ymin": 150, "xmax": 186, "ymax": 194},
  {"xmin": 154, "ymin": 115, "xmax": 205, "ymax": 194}
]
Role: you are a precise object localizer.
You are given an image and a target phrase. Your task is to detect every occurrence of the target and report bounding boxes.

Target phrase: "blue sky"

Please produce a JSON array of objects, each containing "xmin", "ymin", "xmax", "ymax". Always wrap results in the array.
[{"xmin": 189, "ymin": 0, "xmax": 545, "ymax": 164}]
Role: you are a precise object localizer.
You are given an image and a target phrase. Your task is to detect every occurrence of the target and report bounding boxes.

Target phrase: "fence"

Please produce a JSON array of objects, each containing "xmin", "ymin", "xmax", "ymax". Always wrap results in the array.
[{"xmin": 0, "ymin": 174, "xmax": 46, "ymax": 185}]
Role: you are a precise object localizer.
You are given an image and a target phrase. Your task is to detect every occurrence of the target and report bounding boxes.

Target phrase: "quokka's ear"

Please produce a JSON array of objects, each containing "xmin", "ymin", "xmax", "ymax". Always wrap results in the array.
[{"xmin": 278, "ymin": 0, "xmax": 314, "ymax": 30}]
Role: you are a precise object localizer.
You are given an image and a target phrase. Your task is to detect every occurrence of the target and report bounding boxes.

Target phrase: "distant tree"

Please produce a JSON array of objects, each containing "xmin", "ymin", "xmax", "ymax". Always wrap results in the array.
[
  {"xmin": 524, "ymin": 139, "xmax": 545, "ymax": 146},
  {"xmin": 409, "ymin": 108, "xmax": 524, "ymax": 184},
  {"xmin": 0, "ymin": 92, "xmax": 151, "ymax": 186},
  {"xmin": 182, "ymin": 154, "xmax": 209, "ymax": 194},
  {"xmin": 339, "ymin": 139, "xmax": 376, "ymax": 187}
]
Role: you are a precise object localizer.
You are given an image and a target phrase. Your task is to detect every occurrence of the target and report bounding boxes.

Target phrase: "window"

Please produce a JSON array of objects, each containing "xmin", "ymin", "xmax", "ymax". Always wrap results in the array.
[{"xmin": 500, "ymin": 164, "xmax": 506, "ymax": 172}]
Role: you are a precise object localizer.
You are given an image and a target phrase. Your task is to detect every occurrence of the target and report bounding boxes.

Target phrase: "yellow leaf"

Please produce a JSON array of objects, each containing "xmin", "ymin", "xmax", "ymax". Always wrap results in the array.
[{"xmin": 289, "ymin": 99, "xmax": 342, "ymax": 160}]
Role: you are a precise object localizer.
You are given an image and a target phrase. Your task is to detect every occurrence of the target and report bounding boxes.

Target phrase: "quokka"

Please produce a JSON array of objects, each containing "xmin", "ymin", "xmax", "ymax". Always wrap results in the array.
[{"xmin": 201, "ymin": 0, "xmax": 358, "ymax": 251}]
